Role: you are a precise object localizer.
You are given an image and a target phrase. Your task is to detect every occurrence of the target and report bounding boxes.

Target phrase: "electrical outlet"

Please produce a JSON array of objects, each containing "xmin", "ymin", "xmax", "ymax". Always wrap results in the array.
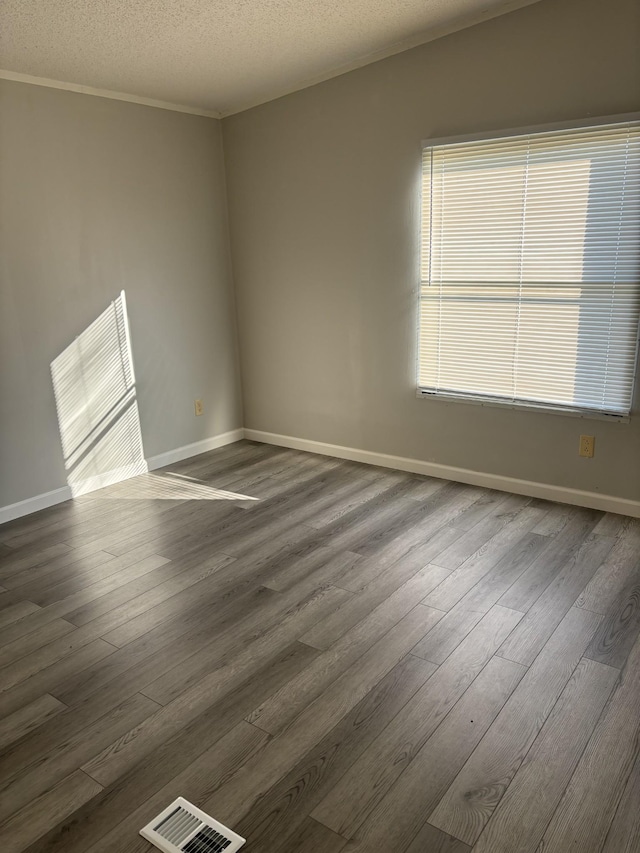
[
  {"xmin": 194, "ymin": 399, "xmax": 204, "ymax": 416},
  {"xmin": 579, "ymin": 435, "xmax": 595, "ymax": 458}
]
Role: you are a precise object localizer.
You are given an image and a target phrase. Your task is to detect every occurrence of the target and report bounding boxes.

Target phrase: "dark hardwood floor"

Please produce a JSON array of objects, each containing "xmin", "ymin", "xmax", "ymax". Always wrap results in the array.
[{"xmin": 0, "ymin": 440, "xmax": 639, "ymax": 853}]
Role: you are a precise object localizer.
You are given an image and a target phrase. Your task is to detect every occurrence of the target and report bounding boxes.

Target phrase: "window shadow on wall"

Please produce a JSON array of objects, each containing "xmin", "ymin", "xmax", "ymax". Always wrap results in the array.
[{"xmin": 51, "ymin": 291, "xmax": 148, "ymax": 497}]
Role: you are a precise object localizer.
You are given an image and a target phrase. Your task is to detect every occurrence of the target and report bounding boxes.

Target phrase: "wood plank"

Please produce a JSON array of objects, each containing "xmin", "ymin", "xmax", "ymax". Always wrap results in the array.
[
  {"xmin": 471, "ymin": 657, "xmax": 618, "ymax": 853},
  {"xmin": 0, "ymin": 770, "xmax": 102, "ymax": 853},
  {"xmin": 52, "ymin": 585, "xmax": 278, "ymax": 707},
  {"xmin": 246, "ymin": 570, "xmax": 444, "ymax": 735},
  {"xmin": 96, "ymin": 499, "xmax": 241, "ymax": 561},
  {"xmin": 0, "ymin": 448, "xmax": 636, "ymax": 853},
  {"xmin": 0, "ymin": 618, "xmax": 76, "ymax": 668},
  {"xmin": 60, "ymin": 554, "xmax": 175, "ymax": 624},
  {"xmin": 601, "ymin": 752, "xmax": 640, "ymax": 853},
  {"xmin": 23, "ymin": 542, "xmax": 172, "ymax": 606},
  {"xmin": 311, "ymin": 605, "xmax": 523, "ymax": 838},
  {"xmin": 83, "ymin": 721, "xmax": 270, "ymax": 853},
  {"xmin": 32, "ymin": 546, "xmax": 228, "ymax": 611},
  {"xmin": 219, "ymin": 468, "xmax": 387, "ymax": 559},
  {"xmin": 217, "ymin": 522, "xmax": 333, "ymax": 587},
  {"xmin": 199, "ymin": 606, "xmax": 440, "ymax": 828},
  {"xmin": 17, "ymin": 641, "xmax": 322, "ymax": 853},
  {"xmin": 497, "ymin": 532, "xmax": 614, "ymax": 665},
  {"xmin": 592, "ymin": 513, "xmax": 633, "ymax": 539},
  {"xmin": 585, "ymin": 574, "xmax": 640, "ymax": 669},
  {"xmin": 452, "ymin": 532, "xmax": 548, "ymax": 614},
  {"xmin": 136, "ymin": 580, "xmax": 352, "ymax": 707},
  {"xmin": 3, "ymin": 496, "xmax": 179, "ymax": 554},
  {"xmin": 96, "ymin": 542, "xmax": 306, "ymax": 656},
  {"xmin": 1, "ymin": 683, "xmax": 153, "ymax": 785},
  {"xmin": 150, "ymin": 466, "xmax": 371, "ymax": 564},
  {"xmin": 537, "ymin": 632, "xmax": 640, "ymax": 853},
  {"xmin": 331, "ymin": 655, "xmax": 524, "ymax": 851},
  {"xmin": 423, "ymin": 506, "xmax": 547, "ymax": 612},
  {"xmin": 578, "ymin": 553, "xmax": 640, "ymax": 619},
  {"xmin": 275, "ymin": 818, "xmax": 347, "ymax": 853},
  {"xmin": 325, "ymin": 494, "xmax": 450, "ymax": 560},
  {"xmin": 73, "ymin": 489, "xmax": 247, "ymax": 550},
  {"xmin": 411, "ymin": 604, "xmax": 484, "ymax": 664},
  {"xmin": 329, "ymin": 485, "xmax": 487, "ymax": 593},
  {"xmin": 426, "ymin": 605, "xmax": 602, "ymax": 846},
  {"xmin": 448, "ymin": 489, "xmax": 511, "ymax": 532},
  {"xmin": 261, "ymin": 546, "xmax": 361, "ymax": 593},
  {"xmin": 307, "ymin": 472, "xmax": 413, "ymax": 530},
  {"xmin": 0, "ymin": 554, "xmax": 235, "ymax": 692},
  {"xmin": 335, "ymin": 524, "xmax": 461, "ymax": 594},
  {"xmin": 0, "ymin": 554, "xmax": 171, "ymax": 648},
  {"xmin": 530, "ymin": 502, "xmax": 574, "ymax": 537},
  {"xmin": 300, "ymin": 561, "xmax": 449, "ymax": 651},
  {"xmin": 203, "ymin": 443, "xmax": 323, "ymax": 484},
  {"xmin": 0, "ymin": 639, "xmax": 115, "ymax": 720},
  {"xmin": 0, "ymin": 543, "xmax": 73, "ymax": 580},
  {"xmin": 575, "ymin": 520, "xmax": 640, "ymax": 615},
  {"xmin": 1, "ymin": 549, "xmax": 119, "ymax": 593},
  {"xmin": 84, "ymin": 551, "xmax": 240, "ymax": 646},
  {"xmin": 430, "ymin": 494, "xmax": 531, "ymax": 570},
  {"xmin": 236, "ymin": 655, "xmax": 436, "ymax": 853},
  {"xmin": 80, "ymin": 586, "xmax": 351, "ymax": 785},
  {"xmin": 0, "ymin": 503, "xmax": 76, "ymax": 546},
  {"xmin": 497, "ymin": 508, "xmax": 602, "ymax": 612},
  {"xmin": 18, "ymin": 504, "xmax": 165, "ymax": 553},
  {"xmin": 0, "ymin": 601, "xmax": 41, "ymax": 632},
  {"xmin": 0, "ymin": 692, "xmax": 159, "ymax": 823},
  {"xmin": 266, "ymin": 449, "xmax": 348, "ymax": 483},
  {"xmin": 172, "ymin": 440, "xmax": 278, "ymax": 478},
  {"xmin": 351, "ymin": 482, "xmax": 474, "ymax": 559},
  {"xmin": 0, "ymin": 694, "xmax": 66, "ymax": 750},
  {"xmin": 0, "ymin": 589, "xmax": 23, "ymax": 613},
  {"xmin": 404, "ymin": 824, "xmax": 471, "ymax": 853},
  {"xmin": 95, "ymin": 470, "xmax": 263, "ymax": 505}
]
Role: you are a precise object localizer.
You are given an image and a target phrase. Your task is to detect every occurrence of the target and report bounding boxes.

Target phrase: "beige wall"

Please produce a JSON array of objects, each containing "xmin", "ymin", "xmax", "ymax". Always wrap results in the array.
[
  {"xmin": 2, "ymin": 0, "xmax": 639, "ymax": 513},
  {"xmin": 0, "ymin": 80, "xmax": 242, "ymax": 508},
  {"xmin": 223, "ymin": 0, "xmax": 640, "ymax": 501}
]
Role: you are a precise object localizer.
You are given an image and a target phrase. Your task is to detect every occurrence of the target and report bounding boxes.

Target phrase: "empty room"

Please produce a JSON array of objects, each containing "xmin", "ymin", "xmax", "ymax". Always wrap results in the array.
[{"xmin": 1, "ymin": 0, "xmax": 639, "ymax": 850}]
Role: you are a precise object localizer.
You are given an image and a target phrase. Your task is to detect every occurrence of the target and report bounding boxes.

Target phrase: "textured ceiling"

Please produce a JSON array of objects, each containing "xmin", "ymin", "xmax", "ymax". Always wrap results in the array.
[{"xmin": 1, "ymin": 0, "xmax": 540, "ymax": 116}]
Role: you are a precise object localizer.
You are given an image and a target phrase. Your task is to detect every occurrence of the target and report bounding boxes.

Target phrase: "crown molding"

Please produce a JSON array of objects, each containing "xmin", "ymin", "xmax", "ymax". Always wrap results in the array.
[{"xmin": 0, "ymin": 69, "xmax": 222, "ymax": 119}]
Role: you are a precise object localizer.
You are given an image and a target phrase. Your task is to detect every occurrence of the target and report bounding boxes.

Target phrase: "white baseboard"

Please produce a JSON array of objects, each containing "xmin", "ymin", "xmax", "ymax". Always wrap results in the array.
[
  {"xmin": 4, "ymin": 427, "xmax": 636, "ymax": 524},
  {"xmin": 244, "ymin": 429, "xmax": 640, "ymax": 518},
  {"xmin": 69, "ymin": 461, "xmax": 150, "ymax": 498},
  {"xmin": 146, "ymin": 429, "xmax": 244, "ymax": 471},
  {"xmin": 0, "ymin": 486, "xmax": 73, "ymax": 525},
  {"xmin": 0, "ymin": 429, "xmax": 244, "ymax": 525}
]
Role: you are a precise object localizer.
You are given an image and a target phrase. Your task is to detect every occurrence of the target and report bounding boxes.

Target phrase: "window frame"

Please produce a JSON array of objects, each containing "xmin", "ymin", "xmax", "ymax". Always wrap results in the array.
[{"xmin": 416, "ymin": 112, "xmax": 640, "ymax": 424}]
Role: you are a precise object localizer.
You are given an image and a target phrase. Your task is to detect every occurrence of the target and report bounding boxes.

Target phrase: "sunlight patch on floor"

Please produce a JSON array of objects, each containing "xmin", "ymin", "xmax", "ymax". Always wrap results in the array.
[{"xmin": 97, "ymin": 471, "xmax": 260, "ymax": 501}]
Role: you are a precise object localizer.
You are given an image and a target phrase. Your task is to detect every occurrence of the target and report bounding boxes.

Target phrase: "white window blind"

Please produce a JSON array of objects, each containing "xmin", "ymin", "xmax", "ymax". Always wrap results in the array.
[{"xmin": 419, "ymin": 120, "xmax": 640, "ymax": 417}]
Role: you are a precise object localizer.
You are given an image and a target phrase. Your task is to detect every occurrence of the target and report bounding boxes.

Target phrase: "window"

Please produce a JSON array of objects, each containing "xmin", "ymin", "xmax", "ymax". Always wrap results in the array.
[{"xmin": 419, "ymin": 118, "xmax": 640, "ymax": 418}]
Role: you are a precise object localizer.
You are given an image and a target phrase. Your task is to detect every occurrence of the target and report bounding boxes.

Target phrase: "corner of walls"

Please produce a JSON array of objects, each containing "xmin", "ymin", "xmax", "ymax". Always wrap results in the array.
[
  {"xmin": 0, "ymin": 428, "xmax": 246, "ymax": 525},
  {"xmin": 219, "ymin": 0, "xmax": 640, "ymax": 507},
  {"xmin": 219, "ymin": 119, "xmax": 246, "ymax": 431},
  {"xmin": 146, "ymin": 428, "xmax": 244, "ymax": 471},
  {"xmin": 0, "ymin": 79, "xmax": 244, "ymax": 523}
]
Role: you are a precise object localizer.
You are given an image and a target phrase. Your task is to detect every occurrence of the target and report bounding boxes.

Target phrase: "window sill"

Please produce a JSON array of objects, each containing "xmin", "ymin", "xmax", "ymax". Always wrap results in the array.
[{"xmin": 416, "ymin": 389, "xmax": 630, "ymax": 424}]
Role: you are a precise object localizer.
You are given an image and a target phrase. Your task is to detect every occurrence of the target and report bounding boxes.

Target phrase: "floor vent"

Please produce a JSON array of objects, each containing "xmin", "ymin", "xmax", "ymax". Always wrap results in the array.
[{"xmin": 140, "ymin": 798, "xmax": 245, "ymax": 853}]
